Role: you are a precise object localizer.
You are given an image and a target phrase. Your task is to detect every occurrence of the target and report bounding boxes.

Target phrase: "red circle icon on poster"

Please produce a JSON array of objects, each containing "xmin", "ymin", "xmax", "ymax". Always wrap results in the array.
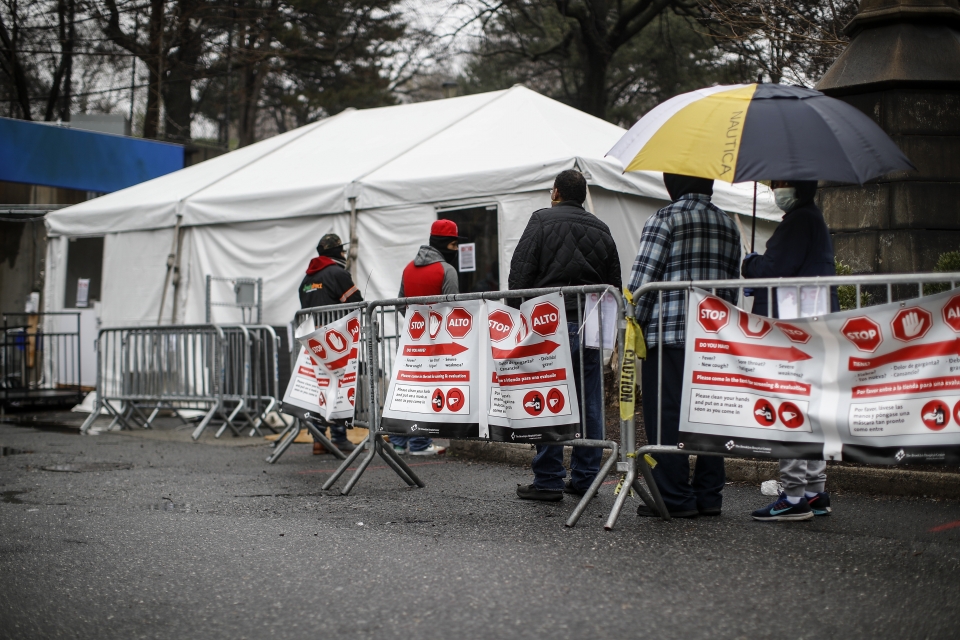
[
  {"xmin": 522, "ymin": 390, "xmax": 545, "ymax": 416},
  {"xmin": 921, "ymin": 400, "xmax": 949, "ymax": 431},
  {"xmin": 778, "ymin": 402, "xmax": 804, "ymax": 429},
  {"xmin": 318, "ymin": 391, "xmax": 326, "ymax": 407},
  {"xmin": 546, "ymin": 388, "xmax": 565, "ymax": 414},
  {"xmin": 446, "ymin": 388, "xmax": 465, "ymax": 412},
  {"xmin": 753, "ymin": 399, "xmax": 776, "ymax": 426},
  {"xmin": 431, "ymin": 388, "xmax": 445, "ymax": 412},
  {"xmin": 953, "ymin": 400, "xmax": 960, "ymax": 425},
  {"xmin": 347, "ymin": 387, "xmax": 355, "ymax": 406}
]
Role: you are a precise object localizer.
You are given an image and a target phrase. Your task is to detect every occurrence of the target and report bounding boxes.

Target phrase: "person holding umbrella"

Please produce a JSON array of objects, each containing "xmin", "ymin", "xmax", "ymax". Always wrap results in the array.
[
  {"xmin": 607, "ymin": 81, "xmax": 914, "ymax": 521},
  {"xmin": 741, "ymin": 180, "xmax": 839, "ymax": 521}
]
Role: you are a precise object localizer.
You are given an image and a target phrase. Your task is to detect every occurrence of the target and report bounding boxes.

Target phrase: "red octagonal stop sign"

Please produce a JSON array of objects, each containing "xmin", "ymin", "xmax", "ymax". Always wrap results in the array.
[
  {"xmin": 531, "ymin": 302, "xmax": 560, "ymax": 336},
  {"xmin": 408, "ymin": 311, "xmax": 426, "ymax": 341},
  {"xmin": 775, "ymin": 321, "xmax": 811, "ymax": 344},
  {"xmin": 841, "ymin": 317, "xmax": 883, "ymax": 352},
  {"xmin": 943, "ymin": 294, "xmax": 960, "ymax": 332},
  {"xmin": 891, "ymin": 307, "xmax": 933, "ymax": 342},
  {"xmin": 738, "ymin": 310, "xmax": 772, "ymax": 339},
  {"xmin": 697, "ymin": 297, "xmax": 730, "ymax": 333},
  {"xmin": 446, "ymin": 307, "xmax": 473, "ymax": 339},
  {"xmin": 488, "ymin": 309, "xmax": 514, "ymax": 342}
]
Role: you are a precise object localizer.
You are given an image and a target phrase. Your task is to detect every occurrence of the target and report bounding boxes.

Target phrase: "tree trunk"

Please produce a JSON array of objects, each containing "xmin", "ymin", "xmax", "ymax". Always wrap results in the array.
[
  {"xmin": 143, "ymin": 0, "xmax": 164, "ymax": 139},
  {"xmin": 160, "ymin": 1, "xmax": 203, "ymax": 142},
  {"xmin": 0, "ymin": 9, "xmax": 33, "ymax": 120},
  {"xmin": 578, "ymin": 50, "xmax": 610, "ymax": 120}
]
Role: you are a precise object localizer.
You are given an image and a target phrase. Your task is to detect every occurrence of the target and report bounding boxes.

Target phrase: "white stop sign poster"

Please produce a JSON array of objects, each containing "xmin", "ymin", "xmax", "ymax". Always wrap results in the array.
[
  {"xmin": 380, "ymin": 300, "xmax": 483, "ymax": 439},
  {"xmin": 281, "ymin": 309, "xmax": 360, "ymax": 423},
  {"xmin": 485, "ymin": 292, "xmax": 582, "ymax": 443},
  {"xmin": 679, "ymin": 288, "xmax": 960, "ymax": 465}
]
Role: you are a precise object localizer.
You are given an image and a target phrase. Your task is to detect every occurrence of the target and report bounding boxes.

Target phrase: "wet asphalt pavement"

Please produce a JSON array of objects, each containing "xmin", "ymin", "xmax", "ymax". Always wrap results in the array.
[{"xmin": 1, "ymin": 422, "xmax": 959, "ymax": 640}]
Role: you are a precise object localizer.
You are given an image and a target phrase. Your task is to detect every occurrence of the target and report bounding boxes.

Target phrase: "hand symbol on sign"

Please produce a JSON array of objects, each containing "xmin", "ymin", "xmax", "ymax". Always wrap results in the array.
[{"xmin": 901, "ymin": 311, "xmax": 925, "ymax": 338}]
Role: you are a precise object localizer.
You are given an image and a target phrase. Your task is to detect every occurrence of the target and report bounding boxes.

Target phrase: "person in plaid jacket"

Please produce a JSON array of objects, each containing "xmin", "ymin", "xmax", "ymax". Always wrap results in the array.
[{"xmin": 628, "ymin": 173, "xmax": 741, "ymax": 518}]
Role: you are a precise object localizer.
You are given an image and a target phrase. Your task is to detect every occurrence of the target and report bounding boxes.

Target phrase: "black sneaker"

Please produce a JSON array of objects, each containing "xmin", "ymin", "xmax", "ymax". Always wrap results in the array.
[
  {"xmin": 637, "ymin": 504, "xmax": 698, "ymax": 518},
  {"xmin": 516, "ymin": 483, "xmax": 563, "ymax": 502},
  {"xmin": 751, "ymin": 493, "xmax": 814, "ymax": 521},
  {"xmin": 563, "ymin": 480, "xmax": 596, "ymax": 498},
  {"xmin": 698, "ymin": 506, "xmax": 722, "ymax": 517},
  {"xmin": 806, "ymin": 491, "xmax": 832, "ymax": 516}
]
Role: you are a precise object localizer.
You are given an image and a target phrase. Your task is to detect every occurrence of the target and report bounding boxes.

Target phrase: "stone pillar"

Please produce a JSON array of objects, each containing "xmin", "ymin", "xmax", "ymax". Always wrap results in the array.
[{"xmin": 815, "ymin": 0, "xmax": 960, "ymax": 273}]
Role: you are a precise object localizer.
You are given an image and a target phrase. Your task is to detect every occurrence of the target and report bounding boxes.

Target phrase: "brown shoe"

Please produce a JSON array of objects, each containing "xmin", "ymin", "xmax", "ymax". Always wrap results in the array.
[{"xmin": 313, "ymin": 442, "xmax": 327, "ymax": 455}]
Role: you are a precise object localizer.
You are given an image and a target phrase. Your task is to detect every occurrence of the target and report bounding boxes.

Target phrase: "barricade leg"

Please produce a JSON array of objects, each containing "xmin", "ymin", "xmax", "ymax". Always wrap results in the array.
[
  {"xmin": 565, "ymin": 441, "xmax": 618, "ymax": 527},
  {"xmin": 377, "ymin": 435, "xmax": 424, "ymax": 487},
  {"xmin": 636, "ymin": 456, "xmax": 670, "ymax": 521},
  {"xmin": 190, "ymin": 403, "xmax": 221, "ymax": 440},
  {"xmin": 321, "ymin": 433, "xmax": 370, "ymax": 489},
  {"xmin": 604, "ymin": 465, "xmax": 637, "ymax": 531},
  {"xmin": 339, "ymin": 436, "xmax": 380, "ymax": 495},
  {"xmin": 301, "ymin": 417, "xmax": 346, "ymax": 460},
  {"xmin": 265, "ymin": 418, "xmax": 301, "ymax": 464}
]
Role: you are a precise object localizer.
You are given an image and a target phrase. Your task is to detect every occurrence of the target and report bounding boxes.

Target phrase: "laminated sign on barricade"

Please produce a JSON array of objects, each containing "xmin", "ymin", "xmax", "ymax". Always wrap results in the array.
[
  {"xmin": 380, "ymin": 301, "xmax": 484, "ymax": 439},
  {"xmin": 679, "ymin": 288, "xmax": 960, "ymax": 465},
  {"xmin": 281, "ymin": 310, "xmax": 361, "ymax": 422},
  {"xmin": 485, "ymin": 293, "xmax": 582, "ymax": 442}
]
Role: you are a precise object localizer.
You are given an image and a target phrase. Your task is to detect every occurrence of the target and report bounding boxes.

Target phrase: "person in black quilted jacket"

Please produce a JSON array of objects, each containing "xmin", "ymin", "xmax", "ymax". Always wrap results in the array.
[{"xmin": 509, "ymin": 169, "xmax": 621, "ymax": 502}]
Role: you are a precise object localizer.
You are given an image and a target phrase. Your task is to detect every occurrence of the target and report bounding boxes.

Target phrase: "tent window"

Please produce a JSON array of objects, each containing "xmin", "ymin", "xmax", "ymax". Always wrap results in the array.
[
  {"xmin": 64, "ymin": 236, "xmax": 104, "ymax": 308},
  {"xmin": 437, "ymin": 206, "xmax": 499, "ymax": 293}
]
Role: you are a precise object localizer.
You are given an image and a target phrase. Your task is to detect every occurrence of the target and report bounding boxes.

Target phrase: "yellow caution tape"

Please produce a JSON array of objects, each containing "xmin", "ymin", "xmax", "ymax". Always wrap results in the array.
[
  {"xmin": 643, "ymin": 454, "xmax": 658, "ymax": 469},
  {"xmin": 620, "ymin": 289, "xmax": 647, "ymax": 421}
]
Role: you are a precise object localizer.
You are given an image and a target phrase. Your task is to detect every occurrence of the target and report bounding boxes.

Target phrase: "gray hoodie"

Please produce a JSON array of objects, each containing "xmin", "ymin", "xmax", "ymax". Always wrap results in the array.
[{"xmin": 397, "ymin": 245, "xmax": 459, "ymax": 298}]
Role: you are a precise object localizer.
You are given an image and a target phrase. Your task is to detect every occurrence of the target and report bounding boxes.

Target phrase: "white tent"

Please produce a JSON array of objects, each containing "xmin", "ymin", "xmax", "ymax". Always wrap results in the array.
[{"xmin": 45, "ymin": 85, "xmax": 780, "ymax": 328}]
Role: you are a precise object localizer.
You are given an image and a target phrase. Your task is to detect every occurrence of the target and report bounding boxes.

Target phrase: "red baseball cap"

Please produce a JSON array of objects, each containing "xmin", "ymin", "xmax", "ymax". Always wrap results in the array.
[{"xmin": 430, "ymin": 219, "xmax": 459, "ymax": 237}]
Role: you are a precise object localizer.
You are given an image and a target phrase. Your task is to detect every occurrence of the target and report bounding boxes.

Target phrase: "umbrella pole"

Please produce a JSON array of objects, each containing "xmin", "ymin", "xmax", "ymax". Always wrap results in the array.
[{"xmin": 751, "ymin": 181, "xmax": 757, "ymax": 252}]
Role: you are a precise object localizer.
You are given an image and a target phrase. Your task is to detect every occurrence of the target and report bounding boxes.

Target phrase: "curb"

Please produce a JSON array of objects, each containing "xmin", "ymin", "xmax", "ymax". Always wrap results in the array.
[{"xmin": 449, "ymin": 441, "xmax": 960, "ymax": 500}]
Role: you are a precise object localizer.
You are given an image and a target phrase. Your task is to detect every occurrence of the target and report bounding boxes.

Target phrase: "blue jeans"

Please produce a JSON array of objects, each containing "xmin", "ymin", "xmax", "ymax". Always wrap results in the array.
[
  {"xmin": 641, "ymin": 346, "xmax": 724, "ymax": 512},
  {"xmin": 389, "ymin": 436, "xmax": 432, "ymax": 452},
  {"xmin": 531, "ymin": 323, "xmax": 603, "ymax": 491}
]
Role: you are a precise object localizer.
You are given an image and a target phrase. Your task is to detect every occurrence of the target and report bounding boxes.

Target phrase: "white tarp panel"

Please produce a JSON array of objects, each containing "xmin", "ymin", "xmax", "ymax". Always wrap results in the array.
[{"xmin": 99, "ymin": 228, "xmax": 176, "ymax": 326}]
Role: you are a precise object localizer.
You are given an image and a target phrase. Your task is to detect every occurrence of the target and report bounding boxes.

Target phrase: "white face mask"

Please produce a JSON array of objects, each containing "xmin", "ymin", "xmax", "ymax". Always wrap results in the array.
[{"xmin": 774, "ymin": 187, "xmax": 799, "ymax": 212}]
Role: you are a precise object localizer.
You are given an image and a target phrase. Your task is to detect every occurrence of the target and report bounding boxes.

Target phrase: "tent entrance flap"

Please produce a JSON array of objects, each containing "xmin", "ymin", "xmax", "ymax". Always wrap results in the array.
[{"xmin": 438, "ymin": 205, "xmax": 500, "ymax": 293}]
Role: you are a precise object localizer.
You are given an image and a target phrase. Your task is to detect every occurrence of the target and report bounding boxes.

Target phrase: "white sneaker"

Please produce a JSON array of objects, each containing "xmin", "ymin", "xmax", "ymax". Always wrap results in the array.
[{"xmin": 409, "ymin": 444, "xmax": 446, "ymax": 456}]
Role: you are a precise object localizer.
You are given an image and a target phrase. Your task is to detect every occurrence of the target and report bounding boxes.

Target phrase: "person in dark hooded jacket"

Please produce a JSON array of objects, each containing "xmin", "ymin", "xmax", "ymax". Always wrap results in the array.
[
  {"xmin": 742, "ymin": 180, "xmax": 838, "ymax": 522},
  {"xmin": 298, "ymin": 233, "xmax": 362, "ymax": 455},
  {"xmin": 299, "ymin": 233, "xmax": 362, "ymax": 308}
]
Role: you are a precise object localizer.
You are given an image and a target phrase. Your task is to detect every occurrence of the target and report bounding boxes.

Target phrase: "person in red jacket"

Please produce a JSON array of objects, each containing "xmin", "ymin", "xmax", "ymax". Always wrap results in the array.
[
  {"xmin": 391, "ymin": 219, "xmax": 464, "ymax": 456},
  {"xmin": 397, "ymin": 219, "xmax": 461, "ymax": 299}
]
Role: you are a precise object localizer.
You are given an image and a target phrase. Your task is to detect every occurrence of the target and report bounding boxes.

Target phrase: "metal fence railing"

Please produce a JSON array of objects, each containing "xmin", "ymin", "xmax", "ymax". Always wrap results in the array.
[
  {"xmin": 626, "ymin": 271, "xmax": 960, "ymax": 523},
  {"xmin": 1, "ymin": 312, "xmax": 83, "ymax": 408},
  {"xmin": 266, "ymin": 301, "xmax": 370, "ymax": 464},
  {"xmin": 80, "ymin": 323, "xmax": 280, "ymax": 440},
  {"xmin": 315, "ymin": 285, "xmax": 631, "ymax": 529}
]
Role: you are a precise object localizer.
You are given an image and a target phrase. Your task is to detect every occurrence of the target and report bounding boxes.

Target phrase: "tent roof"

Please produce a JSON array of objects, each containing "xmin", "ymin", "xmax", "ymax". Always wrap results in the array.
[{"xmin": 47, "ymin": 86, "xmax": 779, "ymax": 236}]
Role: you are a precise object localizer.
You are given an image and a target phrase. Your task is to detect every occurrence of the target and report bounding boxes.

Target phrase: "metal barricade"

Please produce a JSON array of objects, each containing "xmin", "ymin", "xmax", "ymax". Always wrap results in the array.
[
  {"xmin": 266, "ymin": 301, "xmax": 369, "ymax": 464},
  {"xmin": 1, "ymin": 312, "xmax": 83, "ymax": 408},
  {"xmin": 623, "ymin": 272, "xmax": 960, "ymax": 524},
  {"xmin": 321, "ymin": 286, "xmax": 628, "ymax": 529},
  {"xmin": 209, "ymin": 325, "xmax": 280, "ymax": 439},
  {"xmin": 80, "ymin": 325, "xmax": 223, "ymax": 437}
]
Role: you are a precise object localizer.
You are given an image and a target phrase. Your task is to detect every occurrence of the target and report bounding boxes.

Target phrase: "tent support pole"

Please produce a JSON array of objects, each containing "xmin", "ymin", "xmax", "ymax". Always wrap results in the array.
[
  {"xmin": 347, "ymin": 196, "xmax": 359, "ymax": 282},
  {"xmin": 158, "ymin": 213, "xmax": 183, "ymax": 324},
  {"xmin": 170, "ymin": 226, "xmax": 186, "ymax": 323}
]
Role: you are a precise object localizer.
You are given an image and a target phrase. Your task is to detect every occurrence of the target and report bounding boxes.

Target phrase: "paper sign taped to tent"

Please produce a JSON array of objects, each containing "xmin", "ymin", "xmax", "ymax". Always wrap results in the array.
[
  {"xmin": 583, "ymin": 291, "xmax": 618, "ymax": 350},
  {"xmin": 679, "ymin": 288, "xmax": 960, "ymax": 465},
  {"xmin": 486, "ymin": 292, "xmax": 582, "ymax": 442},
  {"xmin": 380, "ymin": 301, "xmax": 484, "ymax": 439},
  {"xmin": 281, "ymin": 310, "xmax": 360, "ymax": 422}
]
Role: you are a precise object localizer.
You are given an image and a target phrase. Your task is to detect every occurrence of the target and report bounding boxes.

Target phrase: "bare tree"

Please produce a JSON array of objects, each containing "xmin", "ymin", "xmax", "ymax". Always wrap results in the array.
[{"xmin": 698, "ymin": 0, "xmax": 858, "ymax": 85}]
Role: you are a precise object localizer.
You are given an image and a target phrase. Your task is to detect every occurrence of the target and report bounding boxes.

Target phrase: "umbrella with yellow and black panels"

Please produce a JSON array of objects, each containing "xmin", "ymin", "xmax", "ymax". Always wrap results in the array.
[{"xmin": 606, "ymin": 83, "xmax": 915, "ymax": 184}]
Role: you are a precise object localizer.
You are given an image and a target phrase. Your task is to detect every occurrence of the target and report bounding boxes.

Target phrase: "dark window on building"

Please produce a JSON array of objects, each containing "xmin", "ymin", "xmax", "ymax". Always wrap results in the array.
[
  {"xmin": 438, "ymin": 206, "xmax": 500, "ymax": 293},
  {"xmin": 64, "ymin": 237, "xmax": 104, "ymax": 308}
]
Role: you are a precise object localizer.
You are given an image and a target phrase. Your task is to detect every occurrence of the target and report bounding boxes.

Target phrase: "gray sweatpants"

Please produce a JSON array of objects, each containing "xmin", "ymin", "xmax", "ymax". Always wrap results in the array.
[{"xmin": 779, "ymin": 459, "xmax": 826, "ymax": 497}]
